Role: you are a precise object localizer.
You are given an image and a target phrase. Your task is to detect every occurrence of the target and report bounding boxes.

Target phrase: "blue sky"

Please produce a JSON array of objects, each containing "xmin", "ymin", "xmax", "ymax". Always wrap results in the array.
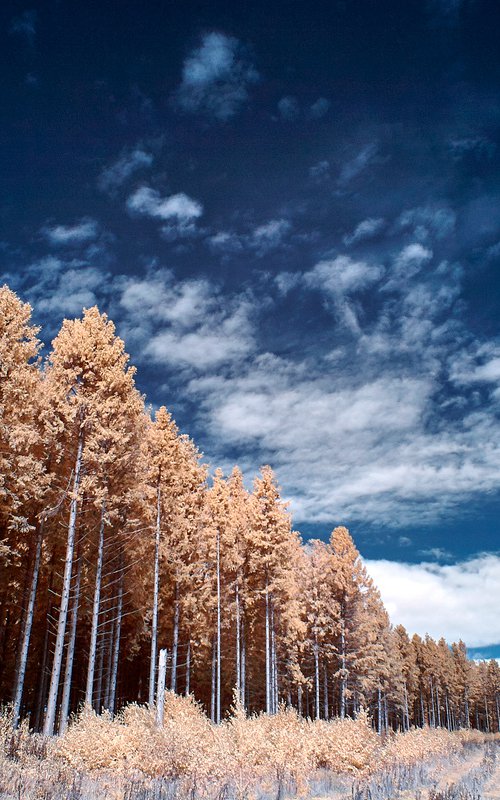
[{"xmin": 1, "ymin": 0, "xmax": 499, "ymax": 651}]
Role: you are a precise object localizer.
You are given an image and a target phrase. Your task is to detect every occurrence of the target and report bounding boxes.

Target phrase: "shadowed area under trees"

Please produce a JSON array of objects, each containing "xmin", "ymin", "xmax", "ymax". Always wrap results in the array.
[{"xmin": 0, "ymin": 285, "xmax": 499, "ymax": 738}]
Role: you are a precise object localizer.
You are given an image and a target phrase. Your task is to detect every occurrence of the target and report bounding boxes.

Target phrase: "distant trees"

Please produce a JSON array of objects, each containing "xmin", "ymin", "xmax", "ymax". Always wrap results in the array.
[{"xmin": 0, "ymin": 284, "xmax": 497, "ymax": 735}]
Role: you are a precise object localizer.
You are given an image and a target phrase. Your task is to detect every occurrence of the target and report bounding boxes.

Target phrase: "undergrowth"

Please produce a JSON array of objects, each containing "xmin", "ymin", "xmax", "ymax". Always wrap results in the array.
[{"xmin": 0, "ymin": 696, "xmax": 498, "ymax": 800}]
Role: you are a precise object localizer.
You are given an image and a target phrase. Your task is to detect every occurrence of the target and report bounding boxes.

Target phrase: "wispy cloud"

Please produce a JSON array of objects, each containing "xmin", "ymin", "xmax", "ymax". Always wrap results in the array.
[
  {"xmin": 367, "ymin": 554, "xmax": 500, "ymax": 647},
  {"xmin": 338, "ymin": 143, "xmax": 379, "ymax": 186},
  {"xmin": 127, "ymin": 187, "xmax": 203, "ymax": 239},
  {"xmin": 98, "ymin": 147, "xmax": 153, "ymax": 194},
  {"xmin": 9, "ymin": 10, "xmax": 37, "ymax": 46},
  {"xmin": 42, "ymin": 219, "xmax": 99, "ymax": 245},
  {"xmin": 277, "ymin": 96, "xmax": 300, "ymax": 121},
  {"xmin": 209, "ymin": 218, "xmax": 291, "ymax": 257},
  {"xmin": 116, "ymin": 269, "xmax": 256, "ymax": 372},
  {"xmin": 343, "ymin": 217, "xmax": 385, "ymax": 246},
  {"xmin": 175, "ymin": 32, "xmax": 259, "ymax": 120}
]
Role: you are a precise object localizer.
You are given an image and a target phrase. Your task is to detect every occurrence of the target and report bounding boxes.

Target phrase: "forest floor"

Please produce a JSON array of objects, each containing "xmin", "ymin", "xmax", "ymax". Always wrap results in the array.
[
  {"xmin": 1, "ymin": 743, "xmax": 499, "ymax": 800},
  {"xmin": 343, "ymin": 741, "xmax": 500, "ymax": 800}
]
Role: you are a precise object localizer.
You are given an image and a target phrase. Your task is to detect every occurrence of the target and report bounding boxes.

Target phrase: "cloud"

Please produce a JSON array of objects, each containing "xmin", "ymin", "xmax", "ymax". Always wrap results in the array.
[
  {"xmin": 305, "ymin": 256, "xmax": 383, "ymax": 296},
  {"xmin": 449, "ymin": 136, "xmax": 495, "ymax": 162},
  {"xmin": 392, "ymin": 243, "xmax": 433, "ymax": 280},
  {"xmin": 116, "ymin": 270, "xmax": 256, "ymax": 372},
  {"xmin": 309, "ymin": 97, "xmax": 331, "ymax": 119},
  {"xmin": 36, "ymin": 267, "xmax": 109, "ymax": 316},
  {"xmin": 397, "ymin": 205, "xmax": 456, "ymax": 241},
  {"xmin": 343, "ymin": 217, "xmax": 385, "ymax": 246},
  {"xmin": 209, "ymin": 218, "xmax": 291, "ymax": 257},
  {"xmin": 9, "ymin": 10, "xmax": 37, "ymax": 45},
  {"xmin": 98, "ymin": 147, "xmax": 153, "ymax": 193},
  {"xmin": 277, "ymin": 96, "xmax": 300, "ymax": 121},
  {"xmin": 309, "ymin": 160, "xmax": 331, "ymax": 183},
  {"xmin": 366, "ymin": 555, "xmax": 500, "ymax": 647},
  {"xmin": 175, "ymin": 32, "xmax": 259, "ymax": 120},
  {"xmin": 187, "ymin": 229, "xmax": 500, "ymax": 527},
  {"xmin": 43, "ymin": 219, "xmax": 99, "ymax": 245},
  {"xmin": 127, "ymin": 187, "xmax": 203, "ymax": 230},
  {"xmin": 338, "ymin": 143, "xmax": 378, "ymax": 186}
]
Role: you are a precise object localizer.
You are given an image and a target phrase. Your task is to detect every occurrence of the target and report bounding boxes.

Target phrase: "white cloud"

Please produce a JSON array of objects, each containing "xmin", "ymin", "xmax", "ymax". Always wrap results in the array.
[
  {"xmin": 251, "ymin": 219, "xmax": 291, "ymax": 255},
  {"xmin": 309, "ymin": 160, "xmax": 330, "ymax": 182},
  {"xmin": 176, "ymin": 32, "xmax": 259, "ymax": 120},
  {"xmin": 127, "ymin": 186, "xmax": 203, "ymax": 222},
  {"xmin": 277, "ymin": 96, "xmax": 300, "ymax": 121},
  {"xmin": 9, "ymin": 10, "xmax": 36, "ymax": 44},
  {"xmin": 36, "ymin": 267, "xmax": 108, "ymax": 316},
  {"xmin": 209, "ymin": 218, "xmax": 291, "ymax": 257},
  {"xmin": 98, "ymin": 147, "xmax": 153, "ymax": 193},
  {"xmin": 309, "ymin": 98, "xmax": 331, "ymax": 119},
  {"xmin": 391, "ymin": 243, "xmax": 433, "ymax": 281},
  {"xmin": 116, "ymin": 270, "xmax": 256, "ymax": 372},
  {"xmin": 338, "ymin": 143, "xmax": 378, "ymax": 186},
  {"xmin": 343, "ymin": 218, "xmax": 385, "ymax": 246},
  {"xmin": 43, "ymin": 219, "xmax": 99, "ymax": 245},
  {"xmin": 302, "ymin": 256, "xmax": 383, "ymax": 331},
  {"xmin": 397, "ymin": 205, "xmax": 456, "ymax": 241},
  {"xmin": 366, "ymin": 555, "xmax": 500, "ymax": 647}
]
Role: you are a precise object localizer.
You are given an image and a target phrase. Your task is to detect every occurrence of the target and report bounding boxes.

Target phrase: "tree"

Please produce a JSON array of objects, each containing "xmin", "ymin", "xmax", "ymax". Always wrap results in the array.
[{"xmin": 42, "ymin": 307, "xmax": 141, "ymax": 735}]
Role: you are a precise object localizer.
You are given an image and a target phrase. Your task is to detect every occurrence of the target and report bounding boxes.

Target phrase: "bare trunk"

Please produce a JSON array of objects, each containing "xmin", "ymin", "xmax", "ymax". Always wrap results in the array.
[
  {"xmin": 170, "ymin": 584, "xmax": 180, "ymax": 693},
  {"xmin": 265, "ymin": 580, "xmax": 271, "ymax": 714},
  {"xmin": 34, "ymin": 554, "xmax": 56, "ymax": 731},
  {"xmin": 43, "ymin": 432, "xmax": 83, "ymax": 736},
  {"xmin": 185, "ymin": 639, "xmax": 191, "ymax": 695},
  {"xmin": 235, "ymin": 579, "xmax": 241, "ymax": 701},
  {"xmin": 149, "ymin": 484, "xmax": 161, "ymax": 707},
  {"xmin": 58, "ymin": 547, "xmax": 83, "ymax": 734},
  {"xmin": 377, "ymin": 687, "xmax": 382, "ymax": 735},
  {"xmin": 95, "ymin": 631, "xmax": 106, "ymax": 711},
  {"xmin": 85, "ymin": 503, "xmax": 105, "ymax": 707},
  {"xmin": 240, "ymin": 615, "xmax": 246, "ymax": 708},
  {"xmin": 404, "ymin": 683, "xmax": 410, "ymax": 731},
  {"xmin": 108, "ymin": 560, "xmax": 123, "ymax": 715},
  {"xmin": 298, "ymin": 683, "xmax": 303, "ymax": 716},
  {"xmin": 211, "ymin": 638, "xmax": 216, "ymax": 723},
  {"xmin": 156, "ymin": 648, "xmax": 167, "ymax": 727},
  {"xmin": 314, "ymin": 641, "xmax": 320, "ymax": 720},
  {"xmin": 323, "ymin": 661, "xmax": 329, "ymax": 720},
  {"xmin": 216, "ymin": 527, "xmax": 221, "ymax": 724},
  {"xmin": 340, "ymin": 620, "xmax": 346, "ymax": 720},
  {"xmin": 12, "ymin": 521, "xmax": 44, "ymax": 727}
]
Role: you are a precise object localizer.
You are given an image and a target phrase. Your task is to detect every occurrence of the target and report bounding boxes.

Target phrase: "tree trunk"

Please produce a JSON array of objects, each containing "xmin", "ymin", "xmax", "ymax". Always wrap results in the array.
[
  {"xmin": 240, "ymin": 614, "xmax": 246, "ymax": 708},
  {"xmin": 58, "ymin": 547, "xmax": 83, "ymax": 734},
  {"xmin": 170, "ymin": 584, "xmax": 180, "ymax": 693},
  {"xmin": 216, "ymin": 528, "xmax": 221, "ymax": 724},
  {"xmin": 323, "ymin": 661, "xmax": 329, "ymax": 720},
  {"xmin": 12, "ymin": 521, "xmax": 44, "ymax": 727},
  {"xmin": 108, "ymin": 559, "xmax": 123, "ymax": 716},
  {"xmin": 377, "ymin": 687, "xmax": 382, "ymax": 735},
  {"xmin": 85, "ymin": 503, "xmax": 105, "ymax": 707},
  {"xmin": 185, "ymin": 639, "xmax": 191, "ymax": 695},
  {"xmin": 265, "ymin": 580, "xmax": 271, "ymax": 714},
  {"xmin": 149, "ymin": 483, "xmax": 161, "ymax": 707},
  {"xmin": 95, "ymin": 631, "xmax": 106, "ymax": 711},
  {"xmin": 235, "ymin": 580, "xmax": 241, "ymax": 702},
  {"xmin": 211, "ymin": 638, "xmax": 216, "ymax": 723},
  {"xmin": 298, "ymin": 683, "xmax": 303, "ymax": 716},
  {"xmin": 156, "ymin": 648, "xmax": 167, "ymax": 727},
  {"xmin": 34, "ymin": 552, "xmax": 56, "ymax": 731},
  {"xmin": 43, "ymin": 432, "xmax": 84, "ymax": 736},
  {"xmin": 340, "ymin": 620, "xmax": 346, "ymax": 719},
  {"xmin": 314, "ymin": 641, "xmax": 320, "ymax": 720}
]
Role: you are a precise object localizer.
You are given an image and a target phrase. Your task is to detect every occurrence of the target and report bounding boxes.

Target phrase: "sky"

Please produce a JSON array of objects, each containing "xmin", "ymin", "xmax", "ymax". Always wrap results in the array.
[{"xmin": 1, "ymin": 0, "xmax": 499, "ymax": 656}]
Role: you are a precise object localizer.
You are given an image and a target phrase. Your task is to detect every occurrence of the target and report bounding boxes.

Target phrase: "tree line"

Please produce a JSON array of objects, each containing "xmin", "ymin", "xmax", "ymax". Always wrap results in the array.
[{"xmin": 0, "ymin": 285, "xmax": 498, "ymax": 736}]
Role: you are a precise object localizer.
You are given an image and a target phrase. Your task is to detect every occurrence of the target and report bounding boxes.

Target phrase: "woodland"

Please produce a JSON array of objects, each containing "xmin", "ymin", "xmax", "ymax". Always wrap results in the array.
[{"xmin": 0, "ymin": 283, "xmax": 499, "ymax": 744}]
